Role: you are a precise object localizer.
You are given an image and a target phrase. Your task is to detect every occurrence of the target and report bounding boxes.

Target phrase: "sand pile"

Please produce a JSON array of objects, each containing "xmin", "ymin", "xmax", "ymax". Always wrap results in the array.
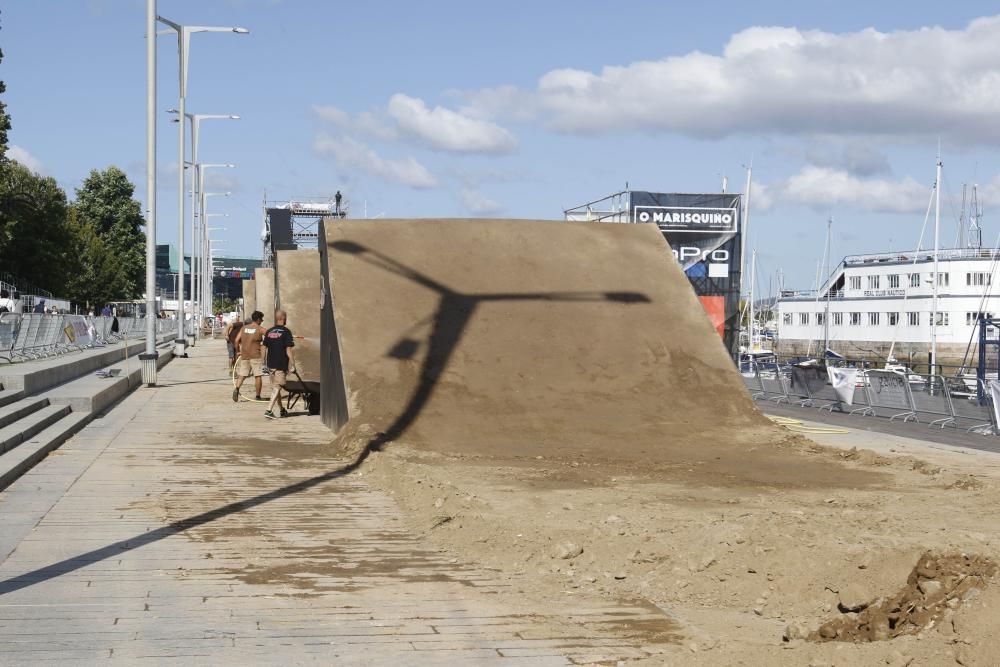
[
  {"xmin": 320, "ymin": 218, "xmax": 866, "ymax": 488},
  {"xmin": 274, "ymin": 248, "xmax": 321, "ymax": 396}
]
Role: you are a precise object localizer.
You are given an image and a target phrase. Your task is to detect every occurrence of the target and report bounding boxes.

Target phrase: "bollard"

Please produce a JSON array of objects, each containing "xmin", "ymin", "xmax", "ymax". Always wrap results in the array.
[{"xmin": 173, "ymin": 338, "xmax": 188, "ymax": 358}]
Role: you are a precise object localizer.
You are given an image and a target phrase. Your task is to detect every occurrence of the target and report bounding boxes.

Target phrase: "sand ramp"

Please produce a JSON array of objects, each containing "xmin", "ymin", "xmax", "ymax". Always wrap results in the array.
[{"xmin": 313, "ymin": 218, "xmax": 829, "ymax": 476}]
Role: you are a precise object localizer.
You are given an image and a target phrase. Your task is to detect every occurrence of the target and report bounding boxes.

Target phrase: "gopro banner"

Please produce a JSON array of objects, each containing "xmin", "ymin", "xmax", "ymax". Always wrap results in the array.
[{"xmin": 630, "ymin": 191, "xmax": 742, "ymax": 356}]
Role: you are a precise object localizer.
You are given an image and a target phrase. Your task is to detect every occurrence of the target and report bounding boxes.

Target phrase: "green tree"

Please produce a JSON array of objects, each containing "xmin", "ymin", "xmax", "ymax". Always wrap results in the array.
[
  {"xmin": 0, "ymin": 11, "xmax": 11, "ymax": 162},
  {"xmin": 61, "ymin": 208, "xmax": 131, "ymax": 309},
  {"xmin": 0, "ymin": 160, "xmax": 71, "ymax": 293},
  {"xmin": 74, "ymin": 166, "xmax": 145, "ymax": 298}
]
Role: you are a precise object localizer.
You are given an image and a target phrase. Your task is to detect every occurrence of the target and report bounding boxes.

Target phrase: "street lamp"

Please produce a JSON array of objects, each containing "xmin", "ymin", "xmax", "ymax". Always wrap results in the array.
[
  {"xmin": 141, "ymin": 0, "xmax": 158, "ymax": 386},
  {"xmin": 172, "ymin": 114, "xmax": 239, "ymax": 339},
  {"xmin": 207, "ymin": 238, "xmax": 227, "ymax": 317},
  {"xmin": 191, "ymin": 167, "xmax": 233, "ymax": 328},
  {"xmin": 157, "ymin": 16, "xmax": 247, "ymax": 355},
  {"xmin": 201, "ymin": 195, "xmax": 230, "ymax": 319}
]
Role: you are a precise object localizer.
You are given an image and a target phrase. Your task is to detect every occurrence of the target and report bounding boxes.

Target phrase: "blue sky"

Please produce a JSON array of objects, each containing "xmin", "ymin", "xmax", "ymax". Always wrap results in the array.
[{"xmin": 6, "ymin": 1, "xmax": 1000, "ymax": 292}]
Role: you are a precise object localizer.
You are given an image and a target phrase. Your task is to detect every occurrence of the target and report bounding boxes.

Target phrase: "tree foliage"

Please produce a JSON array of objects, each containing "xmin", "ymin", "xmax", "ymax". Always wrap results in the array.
[
  {"xmin": 73, "ymin": 167, "xmax": 146, "ymax": 299},
  {"xmin": 0, "ymin": 160, "xmax": 72, "ymax": 293},
  {"xmin": 61, "ymin": 208, "xmax": 132, "ymax": 309},
  {"xmin": 0, "ymin": 11, "xmax": 11, "ymax": 162}
]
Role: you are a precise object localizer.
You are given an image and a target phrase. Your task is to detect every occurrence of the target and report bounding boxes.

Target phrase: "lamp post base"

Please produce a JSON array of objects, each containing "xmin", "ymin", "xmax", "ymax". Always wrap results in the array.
[
  {"xmin": 139, "ymin": 352, "xmax": 159, "ymax": 387},
  {"xmin": 173, "ymin": 338, "xmax": 188, "ymax": 358}
]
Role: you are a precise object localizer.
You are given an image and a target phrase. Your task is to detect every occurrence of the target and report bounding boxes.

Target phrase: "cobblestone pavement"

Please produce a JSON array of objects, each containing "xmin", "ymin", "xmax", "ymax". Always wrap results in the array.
[{"xmin": 0, "ymin": 340, "xmax": 675, "ymax": 665}]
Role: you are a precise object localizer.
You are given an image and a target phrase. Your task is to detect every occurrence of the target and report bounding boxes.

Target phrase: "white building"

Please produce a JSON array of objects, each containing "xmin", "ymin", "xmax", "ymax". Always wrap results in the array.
[{"xmin": 776, "ymin": 248, "xmax": 1000, "ymax": 366}]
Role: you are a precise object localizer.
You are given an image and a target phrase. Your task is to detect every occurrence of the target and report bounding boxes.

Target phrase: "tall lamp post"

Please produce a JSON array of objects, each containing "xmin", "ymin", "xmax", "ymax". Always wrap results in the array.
[
  {"xmin": 175, "ymin": 114, "xmax": 239, "ymax": 344},
  {"xmin": 201, "ymin": 195, "xmax": 230, "ymax": 321},
  {"xmin": 140, "ymin": 0, "xmax": 159, "ymax": 386},
  {"xmin": 156, "ymin": 17, "xmax": 247, "ymax": 356},
  {"xmin": 192, "ymin": 166, "xmax": 233, "ymax": 329}
]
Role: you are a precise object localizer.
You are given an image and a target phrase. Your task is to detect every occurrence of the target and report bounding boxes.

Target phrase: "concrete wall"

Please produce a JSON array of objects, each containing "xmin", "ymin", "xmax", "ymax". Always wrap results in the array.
[
  {"xmin": 775, "ymin": 338, "xmax": 977, "ymax": 370},
  {"xmin": 254, "ymin": 269, "xmax": 275, "ymax": 327},
  {"xmin": 242, "ymin": 280, "xmax": 256, "ymax": 320},
  {"xmin": 275, "ymin": 249, "xmax": 321, "ymax": 392}
]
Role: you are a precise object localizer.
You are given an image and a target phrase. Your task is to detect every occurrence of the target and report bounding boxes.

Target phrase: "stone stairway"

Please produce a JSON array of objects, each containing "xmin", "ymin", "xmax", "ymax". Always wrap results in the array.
[
  {"xmin": 0, "ymin": 394, "xmax": 90, "ymax": 490},
  {"xmin": 0, "ymin": 336, "xmax": 175, "ymax": 491}
]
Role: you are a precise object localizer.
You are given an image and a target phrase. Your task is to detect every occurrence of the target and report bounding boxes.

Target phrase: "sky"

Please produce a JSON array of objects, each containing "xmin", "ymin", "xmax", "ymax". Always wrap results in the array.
[{"xmin": 6, "ymin": 1, "xmax": 1000, "ymax": 293}]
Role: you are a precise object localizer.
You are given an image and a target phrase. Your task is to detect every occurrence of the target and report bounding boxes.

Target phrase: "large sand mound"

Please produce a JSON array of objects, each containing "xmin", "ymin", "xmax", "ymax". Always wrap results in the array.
[{"xmin": 320, "ymin": 218, "xmax": 874, "ymax": 488}]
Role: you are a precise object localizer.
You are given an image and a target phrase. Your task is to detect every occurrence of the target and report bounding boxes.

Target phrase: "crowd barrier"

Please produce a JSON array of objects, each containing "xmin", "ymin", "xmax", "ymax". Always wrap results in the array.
[
  {"xmin": 0, "ymin": 313, "xmax": 173, "ymax": 364},
  {"xmin": 742, "ymin": 364, "xmax": 997, "ymax": 435}
]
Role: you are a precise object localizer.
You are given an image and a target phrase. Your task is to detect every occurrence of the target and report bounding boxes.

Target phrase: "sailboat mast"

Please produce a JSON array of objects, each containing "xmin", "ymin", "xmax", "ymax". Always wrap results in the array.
[
  {"xmin": 931, "ymin": 156, "xmax": 942, "ymax": 373},
  {"xmin": 749, "ymin": 249, "xmax": 756, "ymax": 350},
  {"xmin": 739, "ymin": 162, "xmax": 753, "ymax": 298},
  {"xmin": 824, "ymin": 217, "xmax": 832, "ymax": 354}
]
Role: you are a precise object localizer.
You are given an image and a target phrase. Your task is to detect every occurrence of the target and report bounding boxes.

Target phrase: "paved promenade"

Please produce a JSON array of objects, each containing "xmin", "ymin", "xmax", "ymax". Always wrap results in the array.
[{"xmin": 0, "ymin": 340, "xmax": 671, "ymax": 665}]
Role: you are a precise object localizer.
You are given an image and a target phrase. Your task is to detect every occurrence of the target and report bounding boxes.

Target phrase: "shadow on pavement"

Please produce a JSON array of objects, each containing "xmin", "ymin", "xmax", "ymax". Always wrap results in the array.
[{"xmin": 0, "ymin": 243, "xmax": 649, "ymax": 596}]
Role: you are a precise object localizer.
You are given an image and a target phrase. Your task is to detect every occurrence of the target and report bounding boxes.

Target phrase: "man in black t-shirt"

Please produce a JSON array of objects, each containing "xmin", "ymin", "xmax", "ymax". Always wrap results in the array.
[{"xmin": 261, "ymin": 309, "xmax": 296, "ymax": 419}]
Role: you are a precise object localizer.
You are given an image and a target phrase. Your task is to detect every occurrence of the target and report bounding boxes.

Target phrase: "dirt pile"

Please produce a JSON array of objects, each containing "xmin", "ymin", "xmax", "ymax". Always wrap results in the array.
[
  {"xmin": 274, "ymin": 248, "xmax": 321, "ymax": 393},
  {"xmin": 321, "ymin": 218, "xmax": 871, "ymax": 488},
  {"xmin": 811, "ymin": 551, "xmax": 997, "ymax": 642}
]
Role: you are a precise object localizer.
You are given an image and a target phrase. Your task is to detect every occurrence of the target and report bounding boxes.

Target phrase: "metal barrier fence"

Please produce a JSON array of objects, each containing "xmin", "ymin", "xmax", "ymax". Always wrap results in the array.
[
  {"xmin": 0, "ymin": 313, "xmax": 172, "ymax": 364},
  {"xmin": 742, "ymin": 364, "xmax": 997, "ymax": 435}
]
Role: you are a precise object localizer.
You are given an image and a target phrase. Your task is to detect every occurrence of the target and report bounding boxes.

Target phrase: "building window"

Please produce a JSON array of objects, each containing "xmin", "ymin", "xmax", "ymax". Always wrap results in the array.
[
  {"xmin": 936, "ymin": 272, "xmax": 950, "ymax": 287},
  {"xmin": 783, "ymin": 313, "xmax": 792, "ymax": 326},
  {"xmin": 967, "ymin": 272, "xmax": 992, "ymax": 287},
  {"xmin": 907, "ymin": 312, "xmax": 919, "ymax": 326},
  {"xmin": 867, "ymin": 275, "xmax": 880, "ymax": 289},
  {"xmin": 817, "ymin": 312, "xmax": 826, "ymax": 326},
  {"xmin": 850, "ymin": 312, "xmax": 861, "ymax": 326},
  {"xmin": 888, "ymin": 274, "xmax": 900, "ymax": 289},
  {"xmin": 833, "ymin": 312, "xmax": 843, "ymax": 326},
  {"xmin": 849, "ymin": 276, "xmax": 862, "ymax": 290},
  {"xmin": 888, "ymin": 312, "xmax": 899, "ymax": 326},
  {"xmin": 868, "ymin": 312, "xmax": 880, "ymax": 326},
  {"xmin": 799, "ymin": 313, "xmax": 810, "ymax": 325},
  {"xmin": 966, "ymin": 312, "xmax": 993, "ymax": 326},
  {"xmin": 909, "ymin": 273, "xmax": 920, "ymax": 288},
  {"xmin": 934, "ymin": 312, "xmax": 949, "ymax": 326}
]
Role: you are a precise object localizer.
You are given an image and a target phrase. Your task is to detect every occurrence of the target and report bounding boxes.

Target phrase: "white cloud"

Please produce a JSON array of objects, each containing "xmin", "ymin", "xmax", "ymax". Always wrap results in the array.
[
  {"xmin": 386, "ymin": 94, "xmax": 516, "ymax": 154},
  {"xmin": 460, "ymin": 188, "xmax": 504, "ymax": 216},
  {"xmin": 768, "ymin": 166, "xmax": 931, "ymax": 213},
  {"xmin": 314, "ymin": 134, "xmax": 438, "ymax": 189},
  {"xmin": 313, "ymin": 95, "xmax": 517, "ymax": 154},
  {"xmin": 9, "ymin": 145, "xmax": 44, "ymax": 174},
  {"xmin": 801, "ymin": 141, "xmax": 892, "ymax": 177},
  {"xmin": 463, "ymin": 16, "xmax": 1000, "ymax": 144}
]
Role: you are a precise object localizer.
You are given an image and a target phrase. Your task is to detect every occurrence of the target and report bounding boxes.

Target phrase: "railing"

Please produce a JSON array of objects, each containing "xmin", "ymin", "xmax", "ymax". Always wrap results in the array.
[
  {"xmin": 0, "ymin": 313, "xmax": 173, "ymax": 364},
  {"xmin": 741, "ymin": 363, "xmax": 997, "ymax": 435},
  {"xmin": 844, "ymin": 248, "xmax": 1000, "ymax": 265}
]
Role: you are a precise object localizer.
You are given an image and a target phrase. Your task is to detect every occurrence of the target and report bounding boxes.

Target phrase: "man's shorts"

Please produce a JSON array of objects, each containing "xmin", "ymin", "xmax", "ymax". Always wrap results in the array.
[
  {"xmin": 270, "ymin": 369, "xmax": 287, "ymax": 387},
  {"xmin": 226, "ymin": 341, "xmax": 235, "ymax": 358},
  {"xmin": 237, "ymin": 358, "xmax": 263, "ymax": 378}
]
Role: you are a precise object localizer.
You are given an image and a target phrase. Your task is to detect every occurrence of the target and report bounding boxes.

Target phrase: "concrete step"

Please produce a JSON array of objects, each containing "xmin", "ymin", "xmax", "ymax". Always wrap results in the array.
[
  {"xmin": 0, "ymin": 387, "xmax": 25, "ymax": 409},
  {"xmin": 0, "ymin": 396, "xmax": 49, "ymax": 430},
  {"xmin": 0, "ymin": 404, "xmax": 72, "ymax": 455},
  {"xmin": 0, "ymin": 411, "xmax": 91, "ymax": 491}
]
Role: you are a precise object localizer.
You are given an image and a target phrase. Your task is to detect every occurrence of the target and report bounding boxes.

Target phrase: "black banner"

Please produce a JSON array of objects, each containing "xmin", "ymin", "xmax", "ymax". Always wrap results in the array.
[{"xmin": 630, "ymin": 191, "xmax": 742, "ymax": 356}]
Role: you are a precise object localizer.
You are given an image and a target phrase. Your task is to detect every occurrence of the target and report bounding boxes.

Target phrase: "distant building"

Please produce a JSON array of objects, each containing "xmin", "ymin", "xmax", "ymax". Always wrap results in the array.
[{"xmin": 155, "ymin": 244, "xmax": 262, "ymax": 302}]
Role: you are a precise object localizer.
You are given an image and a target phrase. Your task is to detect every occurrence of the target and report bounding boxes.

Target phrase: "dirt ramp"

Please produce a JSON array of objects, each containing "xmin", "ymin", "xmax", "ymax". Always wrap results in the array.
[
  {"xmin": 254, "ymin": 268, "xmax": 275, "ymax": 327},
  {"xmin": 274, "ymin": 249, "xmax": 321, "ymax": 394},
  {"xmin": 320, "ymin": 218, "xmax": 868, "ymax": 487},
  {"xmin": 242, "ymin": 279, "xmax": 256, "ymax": 320}
]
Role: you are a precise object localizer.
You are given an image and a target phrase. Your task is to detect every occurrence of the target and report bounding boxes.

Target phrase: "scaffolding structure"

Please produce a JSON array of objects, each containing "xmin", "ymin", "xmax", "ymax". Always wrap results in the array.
[{"xmin": 262, "ymin": 195, "xmax": 348, "ymax": 266}]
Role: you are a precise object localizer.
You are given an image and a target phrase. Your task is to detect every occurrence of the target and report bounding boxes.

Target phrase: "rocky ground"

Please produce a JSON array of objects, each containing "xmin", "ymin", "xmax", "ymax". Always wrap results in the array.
[{"xmin": 352, "ymin": 425, "xmax": 1000, "ymax": 666}]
